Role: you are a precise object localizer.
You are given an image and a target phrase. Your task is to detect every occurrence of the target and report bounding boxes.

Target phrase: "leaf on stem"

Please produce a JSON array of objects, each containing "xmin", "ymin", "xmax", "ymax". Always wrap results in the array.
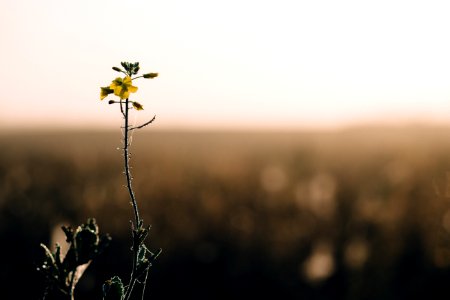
[{"xmin": 103, "ymin": 276, "xmax": 125, "ymax": 300}]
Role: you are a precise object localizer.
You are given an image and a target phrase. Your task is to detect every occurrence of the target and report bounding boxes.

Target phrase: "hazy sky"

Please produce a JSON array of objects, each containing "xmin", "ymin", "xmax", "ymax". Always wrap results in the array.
[{"xmin": 1, "ymin": 0, "xmax": 450, "ymax": 130}]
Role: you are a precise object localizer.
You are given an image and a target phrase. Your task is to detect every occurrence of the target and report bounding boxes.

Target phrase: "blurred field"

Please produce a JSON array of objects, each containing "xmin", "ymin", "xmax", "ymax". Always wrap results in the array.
[{"xmin": 2, "ymin": 128, "xmax": 450, "ymax": 299}]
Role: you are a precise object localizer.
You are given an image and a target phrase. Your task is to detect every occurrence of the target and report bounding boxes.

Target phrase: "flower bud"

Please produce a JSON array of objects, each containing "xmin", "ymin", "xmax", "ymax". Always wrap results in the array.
[
  {"xmin": 132, "ymin": 101, "xmax": 144, "ymax": 110},
  {"xmin": 143, "ymin": 73, "xmax": 158, "ymax": 79}
]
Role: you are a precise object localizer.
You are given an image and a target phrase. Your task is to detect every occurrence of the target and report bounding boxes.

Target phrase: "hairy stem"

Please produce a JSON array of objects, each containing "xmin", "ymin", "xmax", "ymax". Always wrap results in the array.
[
  {"xmin": 123, "ymin": 97, "xmax": 141, "ymax": 300},
  {"xmin": 140, "ymin": 267, "xmax": 151, "ymax": 300},
  {"xmin": 68, "ymin": 270, "xmax": 76, "ymax": 300},
  {"xmin": 123, "ymin": 98, "xmax": 140, "ymax": 226}
]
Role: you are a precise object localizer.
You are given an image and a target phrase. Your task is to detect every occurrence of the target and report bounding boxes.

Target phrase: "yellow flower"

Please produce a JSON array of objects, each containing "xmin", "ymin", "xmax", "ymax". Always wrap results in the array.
[
  {"xmin": 100, "ymin": 87, "xmax": 114, "ymax": 100},
  {"xmin": 109, "ymin": 76, "xmax": 138, "ymax": 99}
]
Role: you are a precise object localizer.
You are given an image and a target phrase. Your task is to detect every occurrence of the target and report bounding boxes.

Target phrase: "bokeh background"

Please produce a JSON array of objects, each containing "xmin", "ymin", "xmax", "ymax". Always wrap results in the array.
[
  {"xmin": 2, "ymin": 0, "xmax": 450, "ymax": 299},
  {"xmin": 3, "ymin": 129, "xmax": 450, "ymax": 299}
]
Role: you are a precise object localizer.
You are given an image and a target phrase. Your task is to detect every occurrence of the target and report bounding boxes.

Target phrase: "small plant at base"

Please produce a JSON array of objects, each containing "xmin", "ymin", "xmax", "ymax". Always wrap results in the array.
[
  {"xmin": 38, "ymin": 62, "xmax": 161, "ymax": 300},
  {"xmin": 38, "ymin": 219, "xmax": 111, "ymax": 300}
]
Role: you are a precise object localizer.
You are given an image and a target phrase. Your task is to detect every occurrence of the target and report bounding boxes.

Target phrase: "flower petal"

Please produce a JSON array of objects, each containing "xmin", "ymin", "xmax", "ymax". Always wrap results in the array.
[
  {"xmin": 110, "ymin": 77, "xmax": 123, "ymax": 89},
  {"xmin": 100, "ymin": 87, "xmax": 113, "ymax": 100},
  {"xmin": 123, "ymin": 76, "xmax": 132, "ymax": 84},
  {"xmin": 113, "ymin": 86, "xmax": 122, "ymax": 97},
  {"xmin": 128, "ymin": 85, "xmax": 138, "ymax": 93},
  {"xmin": 119, "ymin": 89, "xmax": 130, "ymax": 99}
]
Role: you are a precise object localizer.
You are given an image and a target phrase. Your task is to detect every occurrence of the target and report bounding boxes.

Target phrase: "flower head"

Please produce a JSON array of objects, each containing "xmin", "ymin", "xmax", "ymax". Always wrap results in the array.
[{"xmin": 109, "ymin": 76, "xmax": 138, "ymax": 99}]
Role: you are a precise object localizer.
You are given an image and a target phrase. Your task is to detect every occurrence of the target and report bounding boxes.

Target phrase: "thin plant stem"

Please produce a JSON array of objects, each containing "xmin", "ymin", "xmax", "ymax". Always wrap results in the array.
[
  {"xmin": 123, "ymin": 96, "xmax": 142, "ymax": 300},
  {"xmin": 140, "ymin": 267, "xmax": 151, "ymax": 300},
  {"xmin": 68, "ymin": 270, "xmax": 76, "ymax": 300},
  {"xmin": 120, "ymin": 98, "xmax": 125, "ymax": 118},
  {"xmin": 41, "ymin": 284, "xmax": 49, "ymax": 300},
  {"xmin": 129, "ymin": 115, "xmax": 156, "ymax": 131},
  {"xmin": 123, "ymin": 97, "xmax": 140, "ymax": 226}
]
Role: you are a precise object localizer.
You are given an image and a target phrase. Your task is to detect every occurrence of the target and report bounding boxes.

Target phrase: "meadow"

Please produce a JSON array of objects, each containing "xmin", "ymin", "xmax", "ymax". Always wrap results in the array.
[{"xmin": 1, "ymin": 128, "xmax": 450, "ymax": 299}]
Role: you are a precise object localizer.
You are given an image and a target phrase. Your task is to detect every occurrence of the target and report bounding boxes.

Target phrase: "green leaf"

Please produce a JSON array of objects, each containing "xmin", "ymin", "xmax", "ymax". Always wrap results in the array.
[
  {"xmin": 84, "ymin": 218, "xmax": 99, "ymax": 234},
  {"xmin": 62, "ymin": 219, "xmax": 110, "ymax": 270},
  {"xmin": 73, "ymin": 226, "xmax": 98, "ymax": 264},
  {"xmin": 103, "ymin": 276, "xmax": 125, "ymax": 300},
  {"xmin": 38, "ymin": 219, "xmax": 111, "ymax": 298},
  {"xmin": 135, "ymin": 245, "xmax": 151, "ymax": 278},
  {"xmin": 39, "ymin": 243, "xmax": 57, "ymax": 269},
  {"xmin": 62, "ymin": 225, "xmax": 74, "ymax": 243}
]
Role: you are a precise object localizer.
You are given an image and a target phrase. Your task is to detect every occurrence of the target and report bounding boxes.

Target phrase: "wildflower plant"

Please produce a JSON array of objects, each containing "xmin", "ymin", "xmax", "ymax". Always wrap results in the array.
[
  {"xmin": 38, "ymin": 219, "xmax": 111, "ymax": 300},
  {"xmin": 38, "ymin": 62, "xmax": 161, "ymax": 300}
]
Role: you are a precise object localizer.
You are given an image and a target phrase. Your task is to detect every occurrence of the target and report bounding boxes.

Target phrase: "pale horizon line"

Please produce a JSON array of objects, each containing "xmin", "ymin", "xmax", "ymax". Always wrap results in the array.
[{"xmin": 3, "ymin": 119, "xmax": 450, "ymax": 133}]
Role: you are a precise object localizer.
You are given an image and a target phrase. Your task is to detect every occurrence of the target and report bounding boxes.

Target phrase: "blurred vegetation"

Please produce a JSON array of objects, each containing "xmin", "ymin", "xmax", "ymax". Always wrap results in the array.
[{"xmin": 2, "ymin": 128, "xmax": 450, "ymax": 299}]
